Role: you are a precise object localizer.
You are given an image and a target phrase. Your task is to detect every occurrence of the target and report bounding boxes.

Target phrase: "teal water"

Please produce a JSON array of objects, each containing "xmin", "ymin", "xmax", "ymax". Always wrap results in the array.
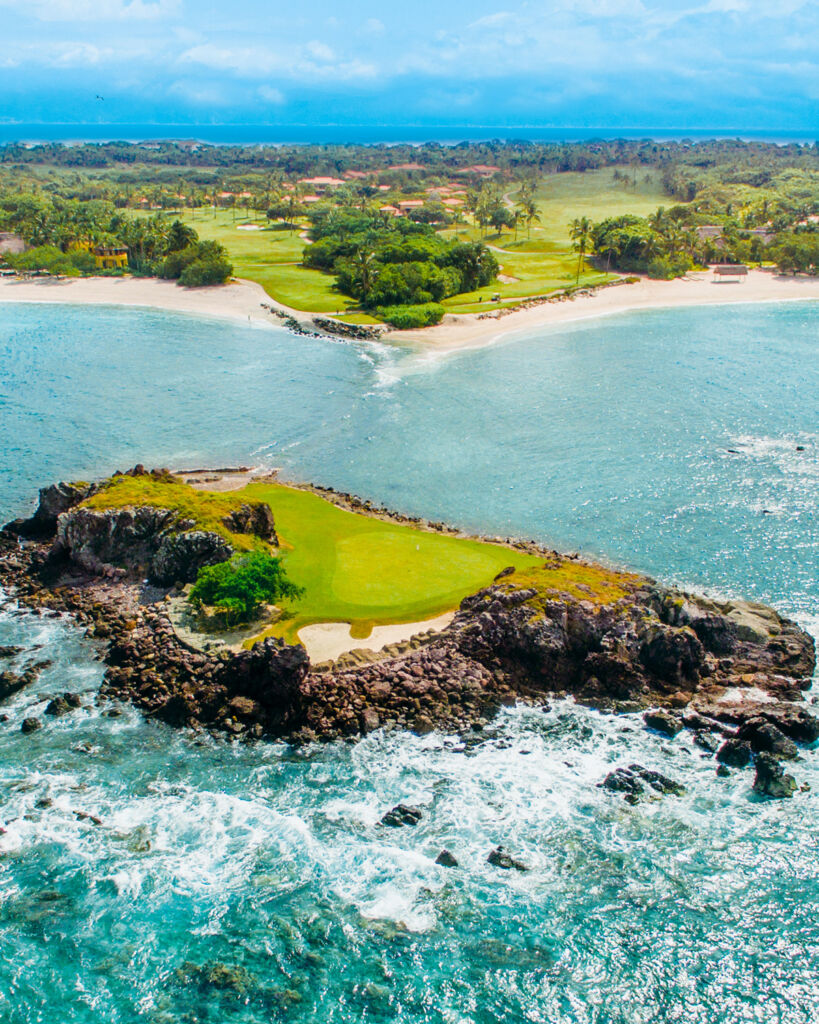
[{"xmin": 0, "ymin": 300, "xmax": 817, "ymax": 1022}]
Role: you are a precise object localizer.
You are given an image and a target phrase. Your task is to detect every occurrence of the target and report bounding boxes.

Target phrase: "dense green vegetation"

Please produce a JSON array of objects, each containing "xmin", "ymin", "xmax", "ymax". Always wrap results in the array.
[
  {"xmin": 0, "ymin": 192, "xmax": 233, "ymax": 284},
  {"xmin": 3, "ymin": 136, "xmax": 819, "ymax": 314},
  {"xmin": 303, "ymin": 207, "xmax": 497, "ymax": 315},
  {"xmin": 188, "ymin": 550, "xmax": 302, "ymax": 627}
]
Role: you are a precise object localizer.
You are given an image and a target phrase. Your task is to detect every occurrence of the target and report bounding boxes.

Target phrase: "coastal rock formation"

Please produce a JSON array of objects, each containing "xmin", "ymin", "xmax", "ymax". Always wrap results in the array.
[
  {"xmin": 0, "ymin": 475, "xmax": 815, "ymax": 804},
  {"xmin": 222, "ymin": 504, "xmax": 278, "ymax": 545},
  {"xmin": 3, "ymin": 480, "xmax": 97, "ymax": 539},
  {"xmin": 51, "ymin": 506, "xmax": 232, "ymax": 585}
]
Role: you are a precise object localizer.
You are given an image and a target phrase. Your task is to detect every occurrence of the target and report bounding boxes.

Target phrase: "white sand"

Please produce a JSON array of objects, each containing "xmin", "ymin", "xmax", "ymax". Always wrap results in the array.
[
  {"xmin": 385, "ymin": 269, "xmax": 819, "ymax": 352},
  {"xmin": 299, "ymin": 612, "xmax": 455, "ymax": 663},
  {"xmin": 0, "ymin": 274, "xmax": 284, "ymax": 327},
  {"xmin": 2, "ymin": 269, "xmax": 819, "ymax": 355}
]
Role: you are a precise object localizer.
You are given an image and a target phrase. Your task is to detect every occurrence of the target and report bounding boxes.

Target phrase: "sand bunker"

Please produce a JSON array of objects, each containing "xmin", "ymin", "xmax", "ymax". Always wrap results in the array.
[{"xmin": 299, "ymin": 612, "xmax": 455, "ymax": 663}]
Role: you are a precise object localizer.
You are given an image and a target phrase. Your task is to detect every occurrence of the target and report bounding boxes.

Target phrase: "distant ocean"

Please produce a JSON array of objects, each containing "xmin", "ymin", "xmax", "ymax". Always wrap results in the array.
[{"xmin": 0, "ymin": 123, "xmax": 817, "ymax": 146}]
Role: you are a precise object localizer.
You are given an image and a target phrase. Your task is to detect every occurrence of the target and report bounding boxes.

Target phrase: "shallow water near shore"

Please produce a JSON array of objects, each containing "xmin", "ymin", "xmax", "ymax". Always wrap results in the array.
[{"xmin": 0, "ymin": 299, "xmax": 818, "ymax": 1021}]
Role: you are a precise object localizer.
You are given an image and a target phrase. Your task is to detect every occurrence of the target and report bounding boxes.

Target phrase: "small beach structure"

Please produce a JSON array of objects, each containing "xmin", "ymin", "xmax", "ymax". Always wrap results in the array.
[
  {"xmin": 94, "ymin": 245, "xmax": 129, "ymax": 270},
  {"xmin": 712, "ymin": 264, "xmax": 749, "ymax": 281}
]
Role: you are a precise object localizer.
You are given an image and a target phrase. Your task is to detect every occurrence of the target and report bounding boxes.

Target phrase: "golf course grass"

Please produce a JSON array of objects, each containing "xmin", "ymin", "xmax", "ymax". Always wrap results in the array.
[
  {"xmin": 241, "ymin": 481, "xmax": 543, "ymax": 642},
  {"xmin": 82, "ymin": 474, "xmax": 639, "ymax": 647},
  {"xmin": 155, "ymin": 167, "xmax": 673, "ymax": 319}
]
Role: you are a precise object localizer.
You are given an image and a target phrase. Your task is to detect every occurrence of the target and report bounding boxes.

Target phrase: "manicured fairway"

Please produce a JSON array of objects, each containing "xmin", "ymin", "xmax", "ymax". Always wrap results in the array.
[{"xmin": 242, "ymin": 482, "xmax": 542, "ymax": 641}]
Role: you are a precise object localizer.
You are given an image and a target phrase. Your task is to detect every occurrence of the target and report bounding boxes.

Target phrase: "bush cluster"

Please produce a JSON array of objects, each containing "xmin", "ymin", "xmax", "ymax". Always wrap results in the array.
[
  {"xmin": 188, "ymin": 550, "xmax": 302, "ymax": 628},
  {"xmin": 303, "ymin": 208, "xmax": 497, "ymax": 312},
  {"xmin": 376, "ymin": 303, "xmax": 446, "ymax": 329}
]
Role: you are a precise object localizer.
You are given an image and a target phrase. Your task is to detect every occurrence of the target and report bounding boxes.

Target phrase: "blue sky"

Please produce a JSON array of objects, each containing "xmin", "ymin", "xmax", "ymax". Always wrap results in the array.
[{"xmin": 1, "ymin": 0, "xmax": 817, "ymax": 129}]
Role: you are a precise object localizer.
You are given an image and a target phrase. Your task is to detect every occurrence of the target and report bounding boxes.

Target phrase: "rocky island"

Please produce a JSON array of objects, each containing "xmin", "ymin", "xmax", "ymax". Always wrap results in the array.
[{"xmin": 1, "ymin": 467, "xmax": 816, "ymax": 800}]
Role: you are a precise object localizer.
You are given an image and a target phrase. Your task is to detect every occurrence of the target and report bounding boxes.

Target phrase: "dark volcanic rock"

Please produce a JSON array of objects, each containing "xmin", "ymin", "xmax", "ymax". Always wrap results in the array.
[
  {"xmin": 0, "ymin": 646, "xmax": 24, "ymax": 659},
  {"xmin": 435, "ymin": 849, "xmax": 459, "ymax": 867},
  {"xmin": 222, "ymin": 503, "xmax": 278, "ymax": 545},
  {"xmin": 487, "ymin": 846, "xmax": 528, "ymax": 871},
  {"xmin": 600, "ymin": 763, "xmax": 686, "ymax": 803},
  {"xmin": 53, "ymin": 506, "xmax": 231, "ymax": 584},
  {"xmin": 45, "ymin": 696, "xmax": 72, "ymax": 717},
  {"xmin": 643, "ymin": 709, "xmax": 683, "ymax": 737},
  {"xmin": 753, "ymin": 752, "xmax": 797, "ymax": 798},
  {"xmin": 737, "ymin": 717, "xmax": 798, "ymax": 760},
  {"xmin": 151, "ymin": 530, "xmax": 232, "ymax": 585},
  {"xmin": 3, "ymin": 481, "xmax": 96, "ymax": 539},
  {"xmin": 716, "ymin": 738, "xmax": 753, "ymax": 768},
  {"xmin": 21, "ymin": 717, "xmax": 42, "ymax": 734},
  {"xmin": 381, "ymin": 804, "xmax": 423, "ymax": 828}
]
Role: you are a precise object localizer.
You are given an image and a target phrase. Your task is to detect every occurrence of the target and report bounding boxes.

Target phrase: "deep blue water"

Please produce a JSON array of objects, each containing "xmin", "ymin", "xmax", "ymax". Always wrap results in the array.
[
  {"xmin": 0, "ymin": 300, "xmax": 817, "ymax": 1022},
  {"xmin": 1, "ymin": 124, "xmax": 817, "ymax": 145}
]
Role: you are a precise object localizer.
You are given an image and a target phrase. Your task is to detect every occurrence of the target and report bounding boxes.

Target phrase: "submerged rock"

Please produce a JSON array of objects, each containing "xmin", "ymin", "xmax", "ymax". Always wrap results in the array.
[
  {"xmin": 600, "ymin": 763, "xmax": 686, "ymax": 803},
  {"xmin": 380, "ymin": 804, "xmax": 423, "ymax": 828},
  {"xmin": 753, "ymin": 752, "xmax": 797, "ymax": 798},
  {"xmin": 487, "ymin": 846, "xmax": 528, "ymax": 872}
]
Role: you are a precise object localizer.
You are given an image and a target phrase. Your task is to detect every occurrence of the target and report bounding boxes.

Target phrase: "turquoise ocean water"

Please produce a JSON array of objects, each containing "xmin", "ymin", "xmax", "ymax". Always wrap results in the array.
[{"xmin": 0, "ymin": 300, "xmax": 817, "ymax": 1022}]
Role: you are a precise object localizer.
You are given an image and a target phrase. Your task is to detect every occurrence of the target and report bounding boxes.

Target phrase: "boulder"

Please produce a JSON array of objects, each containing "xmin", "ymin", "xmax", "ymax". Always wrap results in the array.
[
  {"xmin": 435, "ymin": 849, "xmax": 459, "ymax": 867},
  {"xmin": 716, "ymin": 738, "xmax": 753, "ymax": 768},
  {"xmin": 380, "ymin": 804, "xmax": 423, "ymax": 828},
  {"xmin": 222, "ymin": 503, "xmax": 278, "ymax": 544},
  {"xmin": 753, "ymin": 752, "xmax": 797, "ymax": 799},
  {"xmin": 643, "ymin": 709, "xmax": 683, "ymax": 738},
  {"xmin": 600, "ymin": 763, "xmax": 685, "ymax": 803},
  {"xmin": 487, "ymin": 846, "xmax": 528, "ymax": 871},
  {"xmin": 737, "ymin": 717, "xmax": 798, "ymax": 760},
  {"xmin": 21, "ymin": 717, "xmax": 42, "ymax": 734}
]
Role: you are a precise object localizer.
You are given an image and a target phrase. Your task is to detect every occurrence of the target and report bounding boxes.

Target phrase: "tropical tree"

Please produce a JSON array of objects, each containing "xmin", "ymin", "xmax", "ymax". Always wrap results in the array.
[{"xmin": 569, "ymin": 216, "xmax": 594, "ymax": 284}]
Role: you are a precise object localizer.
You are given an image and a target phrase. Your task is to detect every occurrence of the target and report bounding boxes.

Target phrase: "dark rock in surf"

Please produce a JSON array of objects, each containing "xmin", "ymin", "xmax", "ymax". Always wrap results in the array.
[
  {"xmin": 381, "ymin": 804, "xmax": 423, "ymax": 828},
  {"xmin": 643, "ymin": 709, "xmax": 683, "ymax": 737},
  {"xmin": 737, "ymin": 717, "xmax": 798, "ymax": 760},
  {"xmin": 753, "ymin": 752, "xmax": 797, "ymax": 798},
  {"xmin": 487, "ymin": 846, "xmax": 528, "ymax": 871},
  {"xmin": 716, "ymin": 738, "xmax": 753, "ymax": 768}
]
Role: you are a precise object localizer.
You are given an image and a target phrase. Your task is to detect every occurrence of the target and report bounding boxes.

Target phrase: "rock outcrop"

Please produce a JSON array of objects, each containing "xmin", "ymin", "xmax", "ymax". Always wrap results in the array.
[
  {"xmin": 51, "ymin": 506, "xmax": 232, "ymax": 585},
  {"xmin": 0, "ymin": 475, "xmax": 816, "ymax": 798},
  {"xmin": 3, "ymin": 480, "xmax": 97, "ymax": 539}
]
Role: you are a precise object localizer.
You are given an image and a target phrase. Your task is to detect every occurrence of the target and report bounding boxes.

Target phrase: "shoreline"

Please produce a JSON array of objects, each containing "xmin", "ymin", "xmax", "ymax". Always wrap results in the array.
[{"xmin": 2, "ymin": 269, "xmax": 819, "ymax": 353}]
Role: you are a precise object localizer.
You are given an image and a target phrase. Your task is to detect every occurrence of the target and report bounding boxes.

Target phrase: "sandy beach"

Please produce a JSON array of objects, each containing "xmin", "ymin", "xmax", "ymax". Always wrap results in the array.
[
  {"xmin": 2, "ymin": 269, "xmax": 819, "ymax": 353},
  {"xmin": 390, "ymin": 269, "xmax": 819, "ymax": 351}
]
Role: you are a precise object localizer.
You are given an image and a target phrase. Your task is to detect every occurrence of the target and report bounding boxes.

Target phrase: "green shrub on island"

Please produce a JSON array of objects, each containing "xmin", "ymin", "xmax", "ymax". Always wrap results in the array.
[
  {"xmin": 377, "ymin": 302, "xmax": 445, "ymax": 329},
  {"xmin": 188, "ymin": 550, "xmax": 303, "ymax": 628}
]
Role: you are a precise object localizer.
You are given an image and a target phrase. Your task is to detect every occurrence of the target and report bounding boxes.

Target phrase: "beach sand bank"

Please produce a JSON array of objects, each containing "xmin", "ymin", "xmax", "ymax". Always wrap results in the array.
[
  {"xmin": 2, "ymin": 269, "xmax": 819, "ymax": 353},
  {"xmin": 388, "ymin": 269, "xmax": 819, "ymax": 352}
]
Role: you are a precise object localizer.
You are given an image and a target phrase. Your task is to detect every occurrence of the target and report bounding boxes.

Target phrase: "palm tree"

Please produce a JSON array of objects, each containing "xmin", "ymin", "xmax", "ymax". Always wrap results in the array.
[
  {"xmin": 569, "ymin": 216, "xmax": 593, "ymax": 285},
  {"xmin": 518, "ymin": 197, "xmax": 541, "ymax": 239}
]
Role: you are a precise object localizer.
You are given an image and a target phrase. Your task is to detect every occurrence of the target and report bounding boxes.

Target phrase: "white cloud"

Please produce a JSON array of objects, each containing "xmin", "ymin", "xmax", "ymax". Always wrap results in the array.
[
  {"xmin": 305, "ymin": 40, "xmax": 335, "ymax": 62},
  {"xmin": 258, "ymin": 84, "xmax": 285, "ymax": 104},
  {"xmin": 179, "ymin": 44, "xmax": 281, "ymax": 76},
  {"xmin": 0, "ymin": 0, "xmax": 181, "ymax": 21},
  {"xmin": 363, "ymin": 18, "xmax": 385, "ymax": 35}
]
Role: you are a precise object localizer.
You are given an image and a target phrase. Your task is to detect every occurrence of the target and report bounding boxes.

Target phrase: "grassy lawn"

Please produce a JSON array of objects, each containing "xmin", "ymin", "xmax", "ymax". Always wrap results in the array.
[
  {"xmin": 241, "ymin": 481, "xmax": 542, "ymax": 642},
  {"xmin": 145, "ymin": 208, "xmax": 351, "ymax": 313},
  {"xmin": 139, "ymin": 167, "xmax": 670, "ymax": 318}
]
